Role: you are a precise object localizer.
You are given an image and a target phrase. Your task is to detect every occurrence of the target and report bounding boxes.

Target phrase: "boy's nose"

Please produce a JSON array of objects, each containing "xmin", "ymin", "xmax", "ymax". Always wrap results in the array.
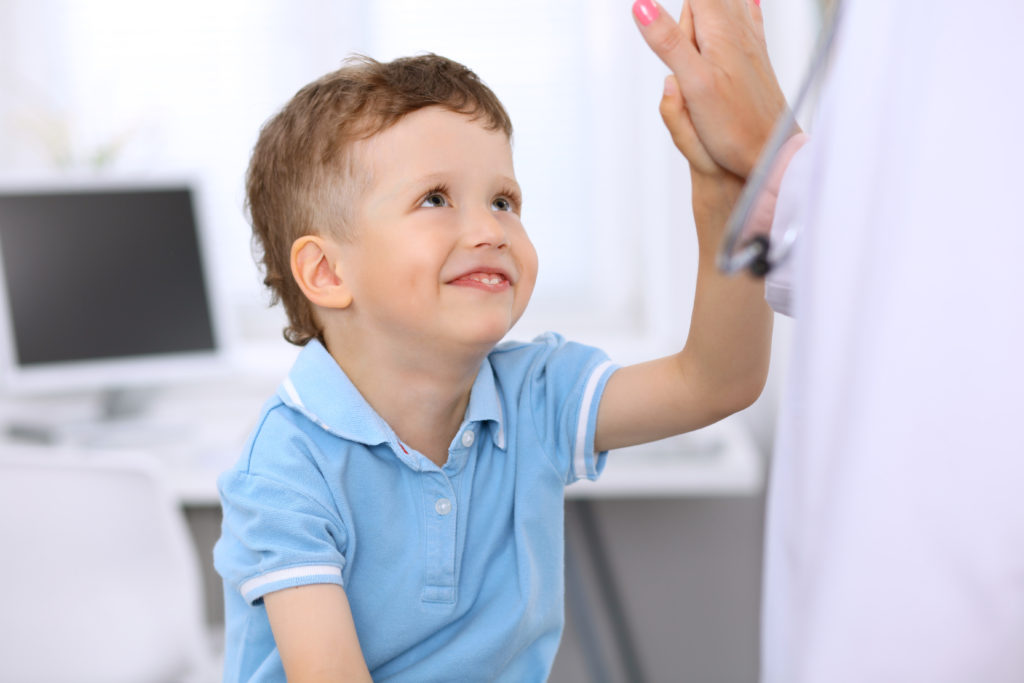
[{"xmin": 462, "ymin": 208, "xmax": 509, "ymax": 249}]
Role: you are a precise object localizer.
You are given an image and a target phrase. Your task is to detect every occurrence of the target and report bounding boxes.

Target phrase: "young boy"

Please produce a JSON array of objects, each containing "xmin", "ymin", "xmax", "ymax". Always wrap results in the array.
[{"xmin": 214, "ymin": 54, "xmax": 771, "ymax": 682}]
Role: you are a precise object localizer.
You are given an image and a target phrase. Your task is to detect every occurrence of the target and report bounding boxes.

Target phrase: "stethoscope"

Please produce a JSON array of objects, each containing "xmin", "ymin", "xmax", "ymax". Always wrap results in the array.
[{"xmin": 717, "ymin": 0, "xmax": 845, "ymax": 277}]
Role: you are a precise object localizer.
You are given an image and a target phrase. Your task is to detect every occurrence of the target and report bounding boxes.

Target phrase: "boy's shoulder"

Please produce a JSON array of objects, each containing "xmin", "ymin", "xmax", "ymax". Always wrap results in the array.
[
  {"xmin": 489, "ymin": 330, "xmax": 564, "ymax": 358},
  {"xmin": 486, "ymin": 331, "xmax": 614, "ymax": 399},
  {"xmin": 228, "ymin": 339, "xmax": 422, "ymax": 478},
  {"xmin": 488, "ymin": 331, "xmax": 608, "ymax": 374},
  {"xmin": 487, "ymin": 331, "xmax": 569, "ymax": 381},
  {"xmin": 225, "ymin": 395, "xmax": 319, "ymax": 478}
]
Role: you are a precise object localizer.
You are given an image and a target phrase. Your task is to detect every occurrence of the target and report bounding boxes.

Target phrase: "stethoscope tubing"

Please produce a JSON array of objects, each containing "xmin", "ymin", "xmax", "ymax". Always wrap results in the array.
[{"xmin": 716, "ymin": 0, "xmax": 845, "ymax": 277}]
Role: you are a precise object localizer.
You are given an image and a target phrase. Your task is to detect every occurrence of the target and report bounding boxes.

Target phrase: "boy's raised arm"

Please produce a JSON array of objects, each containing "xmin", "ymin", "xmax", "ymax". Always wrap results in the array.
[
  {"xmin": 594, "ymin": 175, "xmax": 772, "ymax": 452},
  {"xmin": 593, "ymin": 57, "xmax": 773, "ymax": 453},
  {"xmin": 265, "ymin": 584, "xmax": 373, "ymax": 683}
]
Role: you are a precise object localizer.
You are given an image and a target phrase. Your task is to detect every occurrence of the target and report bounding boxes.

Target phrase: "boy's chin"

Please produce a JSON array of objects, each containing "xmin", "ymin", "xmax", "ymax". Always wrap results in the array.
[
  {"xmin": 455, "ymin": 321, "xmax": 516, "ymax": 352},
  {"xmin": 470, "ymin": 329, "xmax": 513, "ymax": 350}
]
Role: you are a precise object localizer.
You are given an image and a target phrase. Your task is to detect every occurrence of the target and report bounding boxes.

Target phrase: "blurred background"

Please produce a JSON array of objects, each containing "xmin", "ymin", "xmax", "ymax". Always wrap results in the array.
[{"xmin": 0, "ymin": 0, "xmax": 819, "ymax": 680}]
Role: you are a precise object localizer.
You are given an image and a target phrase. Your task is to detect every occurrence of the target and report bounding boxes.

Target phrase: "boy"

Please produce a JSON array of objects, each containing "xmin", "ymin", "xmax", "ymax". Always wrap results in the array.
[{"xmin": 214, "ymin": 54, "xmax": 771, "ymax": 682}]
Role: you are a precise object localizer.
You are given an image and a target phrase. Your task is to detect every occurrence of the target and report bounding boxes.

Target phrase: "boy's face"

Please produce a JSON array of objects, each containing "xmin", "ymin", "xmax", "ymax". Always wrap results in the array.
[{"xmin": 337, "ymin": 106, "xmax": 537, "ymax": 356}]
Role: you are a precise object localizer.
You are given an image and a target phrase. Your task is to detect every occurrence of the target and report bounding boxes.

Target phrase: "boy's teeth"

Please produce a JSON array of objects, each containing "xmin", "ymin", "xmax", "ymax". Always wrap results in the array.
[{"xmin": 468, "ymin": 273, "xmax": 504, "ymax": 285}]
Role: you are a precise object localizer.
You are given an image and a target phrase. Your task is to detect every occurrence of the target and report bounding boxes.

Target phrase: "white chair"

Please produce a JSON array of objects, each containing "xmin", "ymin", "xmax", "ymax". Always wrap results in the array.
[{"xmin": 0, "ymin": 445, "xmax": 218, "ymax": 683}]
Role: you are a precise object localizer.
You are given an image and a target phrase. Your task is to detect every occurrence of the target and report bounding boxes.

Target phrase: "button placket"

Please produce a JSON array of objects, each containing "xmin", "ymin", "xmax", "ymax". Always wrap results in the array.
[{"xmin": 422, "ymin": 474, "xmax": 457, "ymax": 603}]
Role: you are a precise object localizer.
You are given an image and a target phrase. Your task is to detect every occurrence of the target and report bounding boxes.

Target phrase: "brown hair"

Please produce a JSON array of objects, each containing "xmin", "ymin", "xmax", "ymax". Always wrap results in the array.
[{"xmin": 246, "ymin": 53, "xmax": 514, "ymax": 345}]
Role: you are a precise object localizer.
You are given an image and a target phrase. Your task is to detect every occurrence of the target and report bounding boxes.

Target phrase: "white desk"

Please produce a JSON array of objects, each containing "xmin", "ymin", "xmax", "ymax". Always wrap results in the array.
[
  {"xmin": 566, "ymin": 418, "xmax": 763, "ymax": 499},
  {"xmin": 0, "ymin": 374, "xmax": 765, "ymax": 505},
  {"xmin": 164, "ymin": 414, "xmax": 763, "ymax": 505}
]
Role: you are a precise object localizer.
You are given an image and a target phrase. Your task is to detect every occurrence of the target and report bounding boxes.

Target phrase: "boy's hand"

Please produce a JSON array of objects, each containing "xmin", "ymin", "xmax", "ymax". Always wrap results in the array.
[
  {"xmin": 661, "ymin": 70, "xmax": 742, "ymax": 242},
  {"xmin": 650, "ymin": 0, "xmax": 718, "ymax": 177},
  {"xmin": 660, "ymin": 73, "xmax": 721, "ymax": 177},
  {"xmin": 633, "ymin": 0, "xmax": 789, "ymax": 179}
]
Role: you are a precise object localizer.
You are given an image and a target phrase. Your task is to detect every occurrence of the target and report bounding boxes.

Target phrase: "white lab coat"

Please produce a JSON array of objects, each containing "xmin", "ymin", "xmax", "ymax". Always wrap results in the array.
[{"xmin": 761, "ymin": 2, "xmax": 1024, "ymax": 681}]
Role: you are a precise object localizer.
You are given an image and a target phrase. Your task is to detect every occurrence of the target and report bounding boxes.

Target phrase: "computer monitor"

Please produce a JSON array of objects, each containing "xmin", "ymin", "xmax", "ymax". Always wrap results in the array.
[{"xmin": 0, "ymin": 181, "xmax": 226, "ymax": 410}]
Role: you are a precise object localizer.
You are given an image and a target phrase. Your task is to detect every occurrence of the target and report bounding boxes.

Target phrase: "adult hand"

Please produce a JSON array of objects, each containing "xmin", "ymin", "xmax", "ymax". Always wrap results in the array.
[{"xmin": 633, "ymin": 0, "xmax": 790, "ymax": 179}]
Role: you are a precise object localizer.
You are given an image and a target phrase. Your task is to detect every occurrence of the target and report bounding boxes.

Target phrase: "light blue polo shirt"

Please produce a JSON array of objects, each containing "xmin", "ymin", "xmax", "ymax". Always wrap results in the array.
[{"xmin": 214, "ymin": 332, "xmax": 617, "ymax": 682}]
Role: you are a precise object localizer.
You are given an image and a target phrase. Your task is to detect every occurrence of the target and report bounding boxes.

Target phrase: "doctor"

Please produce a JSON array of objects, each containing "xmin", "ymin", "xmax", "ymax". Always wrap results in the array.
[{"xmin": 634, "ymin": 1, "xmax": 1024, "ymax": 681}]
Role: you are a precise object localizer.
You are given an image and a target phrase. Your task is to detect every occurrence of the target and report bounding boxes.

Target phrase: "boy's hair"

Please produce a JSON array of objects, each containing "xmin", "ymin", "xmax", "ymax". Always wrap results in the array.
[{"xmin": 246, "ymin": 53, "xmax": 514, "ymax": 346}]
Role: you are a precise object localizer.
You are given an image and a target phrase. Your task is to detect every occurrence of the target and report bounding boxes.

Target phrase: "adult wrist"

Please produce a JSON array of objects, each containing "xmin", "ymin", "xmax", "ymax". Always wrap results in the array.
[{"xmin": 743, "ymin": 132, "xmax": 810, "ymax": 239}]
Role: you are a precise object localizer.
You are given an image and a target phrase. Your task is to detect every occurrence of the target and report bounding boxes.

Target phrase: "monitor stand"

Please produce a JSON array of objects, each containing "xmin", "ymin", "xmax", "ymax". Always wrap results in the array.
[
  {"xmin": 2, "ymin": 385, "xmax": 160, "ymax": 447},
  {"xmin": 1, "ymin": 377, "xmax": 256, "ymax": 466},
  {"xmin": 98, "ymin": 386, "xmax": 155, "ymax": 421}
]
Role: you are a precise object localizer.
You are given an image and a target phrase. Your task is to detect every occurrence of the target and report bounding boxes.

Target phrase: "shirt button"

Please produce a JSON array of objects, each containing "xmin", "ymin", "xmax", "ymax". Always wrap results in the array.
[
  {"xmin": 461, "ymin": 430, "xmax": 475, "ymax": 447},
  {"xmin": 435, "ymin": 498, "xmax": 452, "ymax": 515}
]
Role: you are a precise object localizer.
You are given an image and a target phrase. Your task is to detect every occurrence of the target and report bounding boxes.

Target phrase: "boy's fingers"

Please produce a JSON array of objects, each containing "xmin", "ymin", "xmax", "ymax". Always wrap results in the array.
[
  {"xmin": 632, "ymin": 0, "xmax": 701, "ymax": 83},
  {"xmin": 659, "ymin": 75, "xmax": 717, "ymax": 175}
]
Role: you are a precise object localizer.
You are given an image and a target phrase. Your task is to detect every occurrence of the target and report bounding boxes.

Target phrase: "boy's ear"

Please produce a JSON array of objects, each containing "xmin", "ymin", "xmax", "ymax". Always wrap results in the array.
[{"xmin": 290, "ymin": 235, "xmax": 353, "ymax": 309}]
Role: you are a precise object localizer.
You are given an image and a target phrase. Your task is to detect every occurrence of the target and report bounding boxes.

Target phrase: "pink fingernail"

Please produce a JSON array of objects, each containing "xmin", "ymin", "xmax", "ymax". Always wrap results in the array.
[
  {"xmin": 753, "ymin": 0, "xmax": 761, "ymax": 6},
  {"xmin": 633, "ymin": 0, "xmax": 659, "ymax": 26}
]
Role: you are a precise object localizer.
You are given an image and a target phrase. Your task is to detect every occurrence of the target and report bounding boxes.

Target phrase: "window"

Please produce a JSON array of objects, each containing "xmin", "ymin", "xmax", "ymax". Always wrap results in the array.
[{"xmin": 0, "ymin": 0, "xmax": 817, "ymax": 364}]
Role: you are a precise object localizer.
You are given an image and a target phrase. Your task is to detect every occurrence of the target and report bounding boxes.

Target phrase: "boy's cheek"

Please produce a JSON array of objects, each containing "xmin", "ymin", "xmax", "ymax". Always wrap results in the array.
[
  {"xmin": 520, "ymin": 245, "xmax": 539, "ymax": 292},
  {"xmin": 518, "ymin": 258, "xmax": 539, "ymax": 313}
]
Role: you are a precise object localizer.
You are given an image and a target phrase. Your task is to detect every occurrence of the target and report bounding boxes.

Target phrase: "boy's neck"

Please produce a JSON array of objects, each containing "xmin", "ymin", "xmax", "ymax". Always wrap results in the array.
[{"xmin": 323, "ymin": 334, "xmax": 488, "ymax": 467}]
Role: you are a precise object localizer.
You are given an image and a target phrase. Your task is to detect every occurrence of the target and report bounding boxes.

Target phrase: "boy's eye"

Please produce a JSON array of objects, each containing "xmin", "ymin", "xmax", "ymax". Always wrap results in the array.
[
  {"xmin": 492, "ymin": 197, "xmax": 513, "ymax": 212},
  {"xmin": 420, "ymin": 193, "xmax": 449, "ymax": 208}
]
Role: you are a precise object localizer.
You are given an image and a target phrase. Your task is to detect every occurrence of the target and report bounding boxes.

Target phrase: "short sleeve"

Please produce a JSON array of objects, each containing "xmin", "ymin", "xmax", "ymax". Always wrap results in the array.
[
  {"xmin": 494, "ymin": 332, "xmax": 618, "ymax": 485},
  {"xmin": 214, "ymin": 411, "xmax": 348, "ymax": 605}
]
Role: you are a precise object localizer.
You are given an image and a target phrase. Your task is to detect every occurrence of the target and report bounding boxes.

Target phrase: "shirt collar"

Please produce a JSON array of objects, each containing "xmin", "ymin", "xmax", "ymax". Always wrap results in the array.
[
  {"xmin": 277, "ymin": 339, "xmax": 395, "ymax": 450},
  {"xmin": 463, "ymin": 353, "xmax": 505, "ymax": 450},
  {"xmin": 277, "ymin": 340, "xmax": 506, "ymax": 456}
]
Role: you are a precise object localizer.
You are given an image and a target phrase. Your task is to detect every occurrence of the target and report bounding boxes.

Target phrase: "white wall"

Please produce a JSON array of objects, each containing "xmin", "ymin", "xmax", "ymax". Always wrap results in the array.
[{"xmin": 0, "ymin": 0, "xmax": 816, "ymax": 372}]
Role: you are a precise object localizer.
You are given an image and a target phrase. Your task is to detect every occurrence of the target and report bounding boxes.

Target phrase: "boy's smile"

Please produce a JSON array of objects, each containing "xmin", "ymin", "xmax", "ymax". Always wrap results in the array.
[
  {"xmin": 448, "ymin": 269, "xmax": 512, "ymax": 292},
  {"xmin": 335, "ymin": 106, "xmax": 538, "ymax": 358}
]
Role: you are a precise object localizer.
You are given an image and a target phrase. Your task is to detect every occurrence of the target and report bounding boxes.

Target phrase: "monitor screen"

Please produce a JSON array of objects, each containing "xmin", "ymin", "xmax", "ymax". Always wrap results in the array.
[{"xmin": 0, "ymin": 183, "xmax": 223, "ymax": 395}]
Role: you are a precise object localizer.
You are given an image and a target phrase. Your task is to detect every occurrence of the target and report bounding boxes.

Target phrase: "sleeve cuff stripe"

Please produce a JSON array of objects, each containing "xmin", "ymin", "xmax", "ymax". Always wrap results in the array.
[
  {"xmin": 240, "ymin": 565, "xmax": 342, "ymax": 599},
  {"xmin": 574, "ymin": 360, "xmax": 615, "ymax": 478}
]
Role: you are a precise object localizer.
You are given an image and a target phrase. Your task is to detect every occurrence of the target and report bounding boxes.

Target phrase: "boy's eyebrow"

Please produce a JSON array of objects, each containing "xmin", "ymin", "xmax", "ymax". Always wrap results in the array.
[
  {"xmin": 399, "ymin": 172, "xmax": 522, "ymax": 194},
  {"xmin": 496, "ymin": 175, "xmax": 523, "ymax": 195}
]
